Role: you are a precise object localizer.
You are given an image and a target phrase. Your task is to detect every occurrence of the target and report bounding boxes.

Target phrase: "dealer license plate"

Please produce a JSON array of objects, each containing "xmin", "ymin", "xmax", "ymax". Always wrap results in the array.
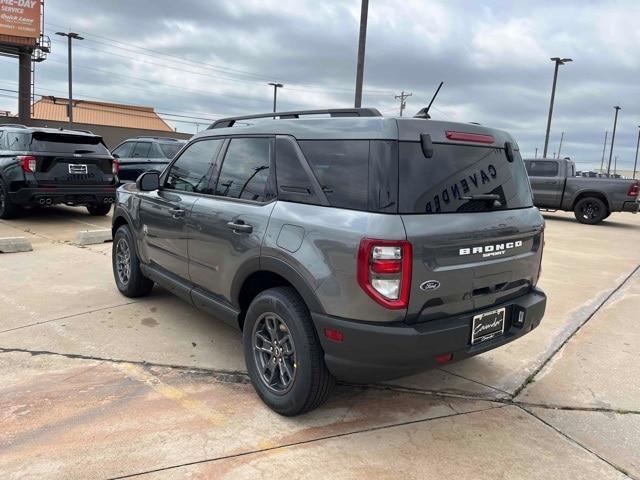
[{"xmin": 471, "ymin": 307, "xmax": 506, "ymax": 345}]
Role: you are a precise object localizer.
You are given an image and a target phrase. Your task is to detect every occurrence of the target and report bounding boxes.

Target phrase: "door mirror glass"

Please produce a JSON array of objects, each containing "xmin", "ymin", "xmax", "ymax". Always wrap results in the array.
[{"xmin": 137, "ymin": 171, "xmax": 160, "ymax": 191}]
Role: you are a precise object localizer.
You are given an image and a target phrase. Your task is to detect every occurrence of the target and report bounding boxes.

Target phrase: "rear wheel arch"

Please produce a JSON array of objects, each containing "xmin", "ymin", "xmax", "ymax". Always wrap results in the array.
[
  {"xmin": 234, "ymin": 258, "xmax": 324, "ymax": 331},
  {"xmin": 572, "ymin": 191, "xmax": 610, "ymax": 212}
]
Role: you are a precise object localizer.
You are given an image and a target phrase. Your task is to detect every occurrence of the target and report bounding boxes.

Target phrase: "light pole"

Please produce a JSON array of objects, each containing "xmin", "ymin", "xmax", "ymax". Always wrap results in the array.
[
  {"xmin": 56, "ymin": 32, "xmax": 84, "ymax": 127},
  {"xmin": 633, "ymin": 125, "xmax": 640, "ymax": 179},
  {"xmin": 600, "ymin": 131, "xmax": 608, "ymax": 173},
  {"xmin": 607, "ymin": 105, "xmax": 621, "ymax": 176},
  {"xmin": 543, "ymin": 57, "xmax": 572, "ymax": 158},
  {"xmin": 557, "ymin": 131, "xmax": 565, "ymax": 158},
  {"xmin": 267, "ymin": 82, "xmax": 283, "ymax": 115},
  {"xmin": 354, "ymin": 0, "xmax": 369, "ymax": 108}
]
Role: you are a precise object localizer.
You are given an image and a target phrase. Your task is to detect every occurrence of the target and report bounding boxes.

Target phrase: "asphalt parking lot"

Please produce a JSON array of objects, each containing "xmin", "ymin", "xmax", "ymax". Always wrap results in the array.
[{"xmin": 1, "ymin": 206, "xmax": 639, "ymax": 479}]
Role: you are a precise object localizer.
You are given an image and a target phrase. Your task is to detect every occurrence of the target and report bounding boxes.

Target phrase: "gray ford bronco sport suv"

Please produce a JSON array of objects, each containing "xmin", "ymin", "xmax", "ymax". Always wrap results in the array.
[{"xmin": 111, "ymin": 108, "xmax": 547, "ymax": 415}]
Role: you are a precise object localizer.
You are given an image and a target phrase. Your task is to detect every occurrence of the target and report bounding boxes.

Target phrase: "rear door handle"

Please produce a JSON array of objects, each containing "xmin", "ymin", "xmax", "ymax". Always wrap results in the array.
[
  {"xmin": 227, "ymin": 221, "xmax": 253, "ymax": 233},
  {"xmin": 171, "ymin": 208, "xmax": 185, "ymax": 219}
]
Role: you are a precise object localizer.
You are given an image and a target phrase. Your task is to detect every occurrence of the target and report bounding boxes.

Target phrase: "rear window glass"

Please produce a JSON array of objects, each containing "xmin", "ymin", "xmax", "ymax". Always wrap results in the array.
[
  {"xmin": 159, "ymin": 143, "xmax": 183, "ymax": 159},
  {"xmin": 525, "ymin": 160, "xmax": 559, "ymax": 177},
  {"xmin": 32, "ymin": 133, "xmax": 110, "ymax": 154},
  {"xmin": 399, "ymin": 142, "xmax": 533, "ymax": 214},
  {"xmin": 298, "ymin": 140, "xmax": 369, "ymax": 210}
]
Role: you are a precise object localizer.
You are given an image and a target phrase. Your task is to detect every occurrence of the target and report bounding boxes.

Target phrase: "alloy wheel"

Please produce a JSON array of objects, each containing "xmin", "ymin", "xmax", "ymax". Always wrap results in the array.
[
  {"xmin": 115, "ymin": 238, "xmax": 132, "ymax": 285},
  {"xmin": 252, "ymin": 312, "xmax": 297, "ymax": 394}
]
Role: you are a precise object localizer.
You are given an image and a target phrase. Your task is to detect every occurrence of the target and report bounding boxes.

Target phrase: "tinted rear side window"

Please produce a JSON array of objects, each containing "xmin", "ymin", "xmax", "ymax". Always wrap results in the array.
[
  {"xmin": 159, "ymin": 143, "xmax": 183, "ymax": 159},
  {"xmin": 31, "ymin": 133, "xmax": 109, "ymax": 154},
  {"xmin": 399, "ymin": 142, "xmax": 533, "ymax": 214},
  {"xmin": 275, "ymin": 137, "xmax": 322, "ymax": 205},
  {"xmin": 6, "ymin": 132, "xmax": 30, "ymax": 151},
  {"xmin": 298, "ymin": 140, "xmax": 369, "ymax": 210}
]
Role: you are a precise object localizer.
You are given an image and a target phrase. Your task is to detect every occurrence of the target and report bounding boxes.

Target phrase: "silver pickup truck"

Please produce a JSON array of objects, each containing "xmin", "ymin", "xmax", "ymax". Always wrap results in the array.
[{"xmin": 524, "ymin": 158, "xmax": 639, "ymax": 224}]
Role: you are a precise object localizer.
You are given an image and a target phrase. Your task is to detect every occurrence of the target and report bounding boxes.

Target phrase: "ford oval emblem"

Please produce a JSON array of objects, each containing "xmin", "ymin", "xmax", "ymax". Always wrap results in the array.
[{"xmin": 420, "ymin": 280, "xmax": 440, "ymax": 292}]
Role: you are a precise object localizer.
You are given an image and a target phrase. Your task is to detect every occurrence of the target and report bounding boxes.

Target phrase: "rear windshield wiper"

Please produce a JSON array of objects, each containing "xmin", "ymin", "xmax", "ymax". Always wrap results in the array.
[{"xmin": 462, "ymin": 194, "xmax": 503, "ymax": 208}]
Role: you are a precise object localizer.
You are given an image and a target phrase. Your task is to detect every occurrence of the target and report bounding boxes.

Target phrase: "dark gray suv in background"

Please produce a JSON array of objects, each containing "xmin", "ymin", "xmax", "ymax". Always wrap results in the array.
[
  {"xmin": 112, "ymin": 136, "xmax": 186, "ymax": 183},
  {"xmin": 111, "ymin": 108, "xmax": 547, "ymax": 415}
]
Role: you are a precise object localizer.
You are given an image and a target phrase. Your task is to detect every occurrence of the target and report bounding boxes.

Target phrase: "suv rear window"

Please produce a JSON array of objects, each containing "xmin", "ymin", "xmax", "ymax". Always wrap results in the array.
[
  {"xmin": 32, "ymin": 132, "xmax": 110, "ymax": 155},
  {"xmin": 399, "ymin": 142, "xmax": 533, "ymax": 214}
]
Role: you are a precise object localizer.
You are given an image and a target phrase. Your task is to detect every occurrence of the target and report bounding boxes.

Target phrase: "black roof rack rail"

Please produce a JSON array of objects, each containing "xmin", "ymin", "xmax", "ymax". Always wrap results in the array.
[
  {"xmin": 135, "ymin": 136, "xmax": 182, "ymax": 141},
  {"xmin": 209, "ymin": 108, "xmax": 382, "ymax": 129},
  {"xmin": 1, "ymin": 124, "xmax": 28, "ymax": 129}
]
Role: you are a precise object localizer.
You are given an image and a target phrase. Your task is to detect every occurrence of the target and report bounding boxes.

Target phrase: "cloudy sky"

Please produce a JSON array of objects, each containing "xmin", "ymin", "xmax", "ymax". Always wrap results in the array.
[{"xmin": 1, "ymin": 0, "xmax": 639, "ymax": 170}]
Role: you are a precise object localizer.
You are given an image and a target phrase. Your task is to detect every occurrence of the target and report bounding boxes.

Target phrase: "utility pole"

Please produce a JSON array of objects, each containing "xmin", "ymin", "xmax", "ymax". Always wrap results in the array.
[
  {"xmin": 600, "ymin": 131, "xmax": 608, "ymax": 172},
  {"xmin": 557, "ymin": 131, "xmax": 565, "ymax": 158},
  {"xmin": 633, "ymin": 126, "xmax": 640, "ymax": 179},
  {"xmin": 543, "ymin": 57, "xmax": 572, "ymax": 158},
  {"xmin": 607, "ymin": 105, "xmax": 621, "ymax": 176},
  {"xmin": 354, "ymin": 0, "xmax": 369, "ymax": 108},
  {"xmin": 267, "ymin": 82, "xmax": 283, "ymax": 116},
  {"xmin": 56, "ymin": 32, "xmax": 84, "ymax": 127},
  {"xmin": 394, "ymin": 91, "xmax": 412, "ymax": 117},
  {"xmin": 535, "ymin": 147, "xmax": 538, "ymax": 158}
]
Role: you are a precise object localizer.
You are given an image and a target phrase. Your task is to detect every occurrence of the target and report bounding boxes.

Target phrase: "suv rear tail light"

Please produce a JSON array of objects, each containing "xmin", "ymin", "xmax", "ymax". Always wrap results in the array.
[
  {"xmin": 17, "ymin": 155, "xmax": 37, "ymax": 173},
  {"xmin": 112, "ymin": 159, "xmax": 120, "ymax": 176},
  {"xmin": 628, "ymin": 182, "xmax": 639, "ymax": 197},
  {"xmin": 357, "ymin": 238, "xmax": 412, "ymax": 309}
]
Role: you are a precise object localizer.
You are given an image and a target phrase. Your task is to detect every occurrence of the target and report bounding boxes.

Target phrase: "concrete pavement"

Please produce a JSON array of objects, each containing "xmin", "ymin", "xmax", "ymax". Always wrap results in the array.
[{"xmin": 1, "ymin": 207, "xmax": 639, "ymax": 479}]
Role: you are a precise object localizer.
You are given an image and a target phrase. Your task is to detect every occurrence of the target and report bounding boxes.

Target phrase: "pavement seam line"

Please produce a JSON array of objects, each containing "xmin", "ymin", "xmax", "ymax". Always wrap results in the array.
[
  {"xmin": 519, "ymin": 405, "xmax": 637, "ymax": 480},
  {"xmin": 0, "ymin": 346, "xmax": 252, "ymax": 383},
  {"xmin": 434, "ymin": 367, "xmax": 512, "ymax": 396},
  {"xmin": 3, "ymin": 345, "xmax": 637, "ymax": 415},
  {"xmin": 362, "ymin": 382, "xmax": 640, "ymax": 415},
  {"xmin": 512, "ymin": 263, "xmax": 640, "ymax": 399},
  {"xmin": 0, "ymin": 300, "xmax": 143, "ymax": 334},
  {"xmin": 106, "ymin": 404, "xmax": 509, "ymax": 479}
]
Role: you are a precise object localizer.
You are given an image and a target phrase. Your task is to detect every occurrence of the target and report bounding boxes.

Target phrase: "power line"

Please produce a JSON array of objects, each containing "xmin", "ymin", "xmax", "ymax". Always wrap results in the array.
[{"xmin": 45, "ymin": 26, "xmax": 394, "ymax": 97}]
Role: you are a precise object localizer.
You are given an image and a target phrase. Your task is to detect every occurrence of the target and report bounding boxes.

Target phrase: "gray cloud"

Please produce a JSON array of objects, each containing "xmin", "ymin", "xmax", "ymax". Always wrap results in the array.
[{"xmin": 1, "ymin": 0, "xmax": 639, "ymax": 170}]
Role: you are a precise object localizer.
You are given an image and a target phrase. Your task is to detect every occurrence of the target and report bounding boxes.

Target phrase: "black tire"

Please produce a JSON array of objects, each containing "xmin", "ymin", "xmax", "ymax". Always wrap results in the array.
[
  {"xmin": 573, "ymin": 197, "xmax": 607, "ymax": 225},
  {"xmin": 112, "ymin": 224, "xmax": 154, "ymax": 297},
  {"xmin": 87, "ymin": 203, "xmax": 112, "ymax": 216},
  {"xmin": 243, "ymin": 287, "xmax": 334, "ymax": 416},
  {"xmin": 0, "ymin": 181, "xmax": 20, "ymax": 219}
]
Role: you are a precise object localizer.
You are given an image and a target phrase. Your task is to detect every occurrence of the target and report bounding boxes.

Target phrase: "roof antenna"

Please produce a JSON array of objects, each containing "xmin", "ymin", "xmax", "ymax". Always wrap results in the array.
[{"xmin": 414, "ymin": 81, "xmax": 444, "ymax": 119}]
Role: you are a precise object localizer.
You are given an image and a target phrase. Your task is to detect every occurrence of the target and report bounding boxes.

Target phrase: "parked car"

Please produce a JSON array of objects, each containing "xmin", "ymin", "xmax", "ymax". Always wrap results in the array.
[
  {"xmin": 111, "ymin": 108, "xmax": 547, "ymax": 415},
  {"xmin": 0, "ymin": 124, "xmax": 116, "ymax": 219},
  {"xmin": 111, "ymin": 136, "xmax": 186, "ymax": 183},
  {"xmin": 524, "ymin": 158, "xmax": 639, "ymax": 224}
]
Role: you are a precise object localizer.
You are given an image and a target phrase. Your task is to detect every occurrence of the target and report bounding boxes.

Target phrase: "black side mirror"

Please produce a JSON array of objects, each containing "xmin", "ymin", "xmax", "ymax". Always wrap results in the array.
[
  {"xmin": 136, "ymin": 171, "xmax": 160, "ymax": 191},
  {"xmin": 420, "ymin": 133, "xmax": 434, "ymax": 158},
  {"xmin": 112, "ymin": 153, "xmax": 120, "ymax": 159}
]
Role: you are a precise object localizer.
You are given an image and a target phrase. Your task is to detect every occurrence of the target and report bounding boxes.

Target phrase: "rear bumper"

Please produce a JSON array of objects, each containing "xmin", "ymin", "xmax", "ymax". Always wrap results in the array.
[
  {"xmin": 622, "ymin": 201, "xmax": 640, "ymax": 213},
  {"xmin": 312, "ymin": 288, "xmax": 546, "ymax": 383},
  {"xmin": 9, "ymin": 186, "xmax": 117, "ymax": 206}
]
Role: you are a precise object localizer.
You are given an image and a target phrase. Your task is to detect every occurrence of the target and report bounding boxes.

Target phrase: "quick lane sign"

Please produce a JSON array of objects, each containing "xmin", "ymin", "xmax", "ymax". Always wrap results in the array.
[{"xmin": 0, "ymin": 0, "xmax": 41, "ymax": 39}]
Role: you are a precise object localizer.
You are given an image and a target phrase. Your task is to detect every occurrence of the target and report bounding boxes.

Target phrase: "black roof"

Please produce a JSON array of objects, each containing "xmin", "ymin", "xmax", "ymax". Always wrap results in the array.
[{"xmin": 0, "ymin": 124, "xmax": 99, "ymax": 137}]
